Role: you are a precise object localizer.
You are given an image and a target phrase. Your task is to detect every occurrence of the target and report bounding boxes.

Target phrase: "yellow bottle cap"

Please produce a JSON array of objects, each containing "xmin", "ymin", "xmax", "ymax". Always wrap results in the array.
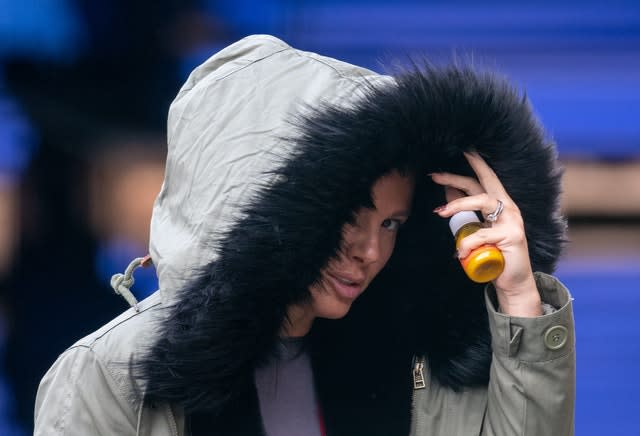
[{"xmin": 461, "ymin": 246, "xmax": 505, "ymax": 283}]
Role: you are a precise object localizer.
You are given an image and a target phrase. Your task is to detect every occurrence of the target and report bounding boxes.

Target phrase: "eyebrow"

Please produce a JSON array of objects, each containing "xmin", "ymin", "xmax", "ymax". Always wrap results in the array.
[
  {"xmin": 390, "ymin": 210, "xmax": 411, "ymax": 219},
  {"xmin": 368, "ymin": 205, "xmax": 411, "ymax": 219}
]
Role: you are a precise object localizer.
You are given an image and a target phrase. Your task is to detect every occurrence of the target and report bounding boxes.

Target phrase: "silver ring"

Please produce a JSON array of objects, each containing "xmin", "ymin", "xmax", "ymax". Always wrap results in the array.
[{"xmin": 485, "ymin": 199, "xmax": 504, "ymax": 223}]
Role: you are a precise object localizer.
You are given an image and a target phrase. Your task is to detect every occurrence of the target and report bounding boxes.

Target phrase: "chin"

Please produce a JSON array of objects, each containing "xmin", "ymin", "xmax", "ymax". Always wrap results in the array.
[
  {"xmin": 312, "ymin": 293, "xmax": 355, "ymax": 320},
  {"xmin": 309, "ymin": 279, "xmax": 361, "ymax": 320},
  {"xmin": 317, "ymin": 304, "xmax": 352, "ymax": 320}
]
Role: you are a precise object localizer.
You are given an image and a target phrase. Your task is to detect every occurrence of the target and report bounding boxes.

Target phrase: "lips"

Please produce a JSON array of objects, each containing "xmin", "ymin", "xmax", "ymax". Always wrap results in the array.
[{"xmin": 325, "ymin": 271, "xmax": 366, "ymax": 300}]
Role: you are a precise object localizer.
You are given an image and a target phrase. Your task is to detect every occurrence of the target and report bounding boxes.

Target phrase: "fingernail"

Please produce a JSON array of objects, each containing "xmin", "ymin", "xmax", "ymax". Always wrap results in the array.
[
  {"xmin": 433, "ymin": 205, "xmax": 447, "ymax": 213},
  {"xmin": 452, "ymin": 250, "xmax": 459, "ymax": 259}
]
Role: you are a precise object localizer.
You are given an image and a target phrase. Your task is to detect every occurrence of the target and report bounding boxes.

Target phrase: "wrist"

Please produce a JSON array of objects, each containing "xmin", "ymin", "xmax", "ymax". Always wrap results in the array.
[{"xmin": 495, "ymin": 276, "xmax": 543, "ymax": 317}]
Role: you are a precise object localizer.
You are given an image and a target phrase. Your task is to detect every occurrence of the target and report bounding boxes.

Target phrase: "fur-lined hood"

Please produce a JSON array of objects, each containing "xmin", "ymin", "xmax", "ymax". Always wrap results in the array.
[{"xmin": 140, "ymin": 34, "xmax": 565, "ymax": 430}]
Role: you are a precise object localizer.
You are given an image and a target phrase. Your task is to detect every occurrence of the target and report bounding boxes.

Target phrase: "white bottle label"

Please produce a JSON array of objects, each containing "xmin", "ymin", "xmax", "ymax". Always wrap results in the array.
[{"xmin": 449, "ymin": 211, "xmax": 480, "ymax": 236}]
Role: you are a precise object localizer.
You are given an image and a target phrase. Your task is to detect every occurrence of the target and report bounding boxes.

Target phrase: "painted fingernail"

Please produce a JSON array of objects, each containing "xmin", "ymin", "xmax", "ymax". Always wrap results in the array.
[{"xmin": 433, "ymin": 205, "xmax": 447, "ymax": 213}]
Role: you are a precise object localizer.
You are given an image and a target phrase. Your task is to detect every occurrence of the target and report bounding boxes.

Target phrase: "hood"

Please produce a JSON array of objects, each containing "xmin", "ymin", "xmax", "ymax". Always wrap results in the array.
[
  {"xmin": 149, "ymin": 35, "xmax": 391, "ymax": 303},
  {"xmin": 139, "ymin": 34, "xmax": 566, "ymax": 422}
]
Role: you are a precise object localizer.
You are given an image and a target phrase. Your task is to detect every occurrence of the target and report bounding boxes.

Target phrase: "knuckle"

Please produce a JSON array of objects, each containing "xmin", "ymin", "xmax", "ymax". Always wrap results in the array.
[
  {"xmin": 505, "ymin": 205, "xmax": 524, "ymax": 225},
  {"xmin": 475, "ymin": 229, "xmax": 489, "ymax": 240},
  {"xmin": 505, "ymin": 201, "xmax": 521, "ymax": 215},
  {"xmin": 459, "ymin": 233, "xmax": 482, "ymax": 252},
  {"xmin": 458, "ymin": 238, "xmax": 471, "ymax": 253},
  {"xmin": 508, "ymin": 227, "xmax": 526, "ymax": 244}
]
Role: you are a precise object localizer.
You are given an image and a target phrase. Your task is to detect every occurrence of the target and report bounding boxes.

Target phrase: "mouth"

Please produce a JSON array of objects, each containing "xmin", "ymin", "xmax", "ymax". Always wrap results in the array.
[{"xmin": 325, "ymin": 271, "xmax": 366, "ymax": 300}]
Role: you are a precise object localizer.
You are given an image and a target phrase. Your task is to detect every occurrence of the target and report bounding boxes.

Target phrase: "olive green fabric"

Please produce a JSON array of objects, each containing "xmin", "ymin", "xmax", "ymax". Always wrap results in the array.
[
  {"xmin": 410, "ymin": 272, "xmax": 575, "ymax": 436},
  {"xmin": 34, "ymin": 293, "xmax": 186, "ymax": 436},
  {"xmin": 35, "ymin": 272, "xmax": 574, "ymax": 435}
]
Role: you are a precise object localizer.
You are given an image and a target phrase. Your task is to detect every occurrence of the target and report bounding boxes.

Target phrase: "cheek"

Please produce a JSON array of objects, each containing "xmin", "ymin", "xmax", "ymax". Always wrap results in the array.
[{"xmin": 374, "ymin": 233, "xmax": 398, "ymax": 272}]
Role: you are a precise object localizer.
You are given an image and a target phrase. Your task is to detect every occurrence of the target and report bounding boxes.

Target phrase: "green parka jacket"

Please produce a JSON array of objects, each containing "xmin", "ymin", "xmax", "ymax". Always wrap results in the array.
[{"xmin": 35, "ymin": 35, "xmax": 575, "ymax": 435}]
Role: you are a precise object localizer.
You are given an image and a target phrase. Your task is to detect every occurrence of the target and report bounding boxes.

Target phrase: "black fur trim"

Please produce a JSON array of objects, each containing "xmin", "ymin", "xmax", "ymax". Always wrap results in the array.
[{"xmin": 134, "ymin": 63, "xmax": 566, "ymax": 433}]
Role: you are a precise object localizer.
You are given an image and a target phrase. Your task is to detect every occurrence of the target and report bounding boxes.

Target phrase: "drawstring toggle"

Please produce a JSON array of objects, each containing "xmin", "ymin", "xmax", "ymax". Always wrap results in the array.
[{"xmin": 110, "ymin": 255, "xmax": 153, "ymax": 312}]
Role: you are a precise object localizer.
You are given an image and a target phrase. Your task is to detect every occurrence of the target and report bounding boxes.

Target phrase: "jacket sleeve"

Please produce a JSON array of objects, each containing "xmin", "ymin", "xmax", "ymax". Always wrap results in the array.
[
  {"xmin": 34, "ymin": 345, "xmax": 138, "ymax": 436},
  {"xmin": 482, "ymin": 271, "xmax": 575, "ymax": 436}
]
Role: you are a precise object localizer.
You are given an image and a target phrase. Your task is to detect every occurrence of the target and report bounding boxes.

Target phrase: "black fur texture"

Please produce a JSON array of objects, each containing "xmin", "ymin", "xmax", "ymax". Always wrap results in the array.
[{"xmin": 135, "ymin": 64, "xmax": 566, "ymax": 435}]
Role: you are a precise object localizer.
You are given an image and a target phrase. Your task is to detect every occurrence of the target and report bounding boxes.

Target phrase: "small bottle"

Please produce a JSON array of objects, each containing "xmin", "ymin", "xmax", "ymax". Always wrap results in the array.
[{"xmin": 449, "ymin": 211, "xmax": 505, "ymax": 283}]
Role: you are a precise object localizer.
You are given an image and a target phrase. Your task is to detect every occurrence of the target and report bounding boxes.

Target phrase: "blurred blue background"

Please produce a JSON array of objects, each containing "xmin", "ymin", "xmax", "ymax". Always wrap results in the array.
[{"xmin": 0, "ymin": 0, "xmax": 638, "ymax": 434}]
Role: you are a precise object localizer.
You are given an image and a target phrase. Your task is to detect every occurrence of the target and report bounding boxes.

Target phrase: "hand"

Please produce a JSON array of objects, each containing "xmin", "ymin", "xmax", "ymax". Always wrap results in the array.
[{"xmin": 430, "ymin": 152, "xmax": 542, "ymax": 317}]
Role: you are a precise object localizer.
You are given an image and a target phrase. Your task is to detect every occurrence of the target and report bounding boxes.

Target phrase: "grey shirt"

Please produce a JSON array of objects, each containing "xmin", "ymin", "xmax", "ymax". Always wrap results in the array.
[{"xmin": 254, "ymin": 338, "xmax": 322, "ymax": 436}]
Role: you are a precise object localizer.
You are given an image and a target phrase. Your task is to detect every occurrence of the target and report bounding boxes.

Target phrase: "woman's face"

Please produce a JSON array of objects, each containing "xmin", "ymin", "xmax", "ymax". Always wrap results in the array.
[{"xmin": 308, "ymin": 171, "xmax": 415, "ymax": 320}]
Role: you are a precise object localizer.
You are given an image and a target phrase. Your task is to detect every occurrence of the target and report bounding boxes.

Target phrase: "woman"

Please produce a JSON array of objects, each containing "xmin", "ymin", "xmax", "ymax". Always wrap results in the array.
[{"xmin": 35, "ymin": 35, "xmax": 574, "ymax": 435}]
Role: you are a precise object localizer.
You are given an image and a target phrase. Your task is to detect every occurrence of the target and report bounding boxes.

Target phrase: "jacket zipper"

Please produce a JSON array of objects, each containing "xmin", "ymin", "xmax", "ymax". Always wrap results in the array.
[
  {"xmin": 412, "ymin": 355, "xmax": 426, "ymax": 390},
  {"xmin": 410, "ymin": 355, "xmax": 427, "ymax": 433},
  {"xmin": 166, "ymin": 403, "xmax": 179, "ymax": 436}
]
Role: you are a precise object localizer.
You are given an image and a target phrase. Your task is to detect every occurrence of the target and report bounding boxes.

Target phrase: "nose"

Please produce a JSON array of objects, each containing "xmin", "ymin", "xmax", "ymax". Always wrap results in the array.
[{"xmin": 346, "ymin": 228, "xmax": 380, "ymax": 265}]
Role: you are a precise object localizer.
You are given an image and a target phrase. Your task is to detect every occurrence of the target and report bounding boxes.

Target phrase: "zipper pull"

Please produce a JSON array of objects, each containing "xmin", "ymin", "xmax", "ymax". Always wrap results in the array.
[{"xmin": 412, "ymin": 356, "xmax": 426, "ymax": 390}]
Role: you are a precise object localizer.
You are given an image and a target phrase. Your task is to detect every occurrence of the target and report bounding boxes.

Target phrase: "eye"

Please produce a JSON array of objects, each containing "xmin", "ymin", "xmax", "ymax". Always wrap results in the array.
[{"xmin": 381, "ymin": 218, "xmax": 403, "ymax": 232}]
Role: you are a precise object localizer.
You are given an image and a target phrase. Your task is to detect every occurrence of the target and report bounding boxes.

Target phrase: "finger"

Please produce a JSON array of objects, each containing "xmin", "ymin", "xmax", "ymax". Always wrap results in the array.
[
  {"xmin": 430, "ymin": 172, "xmax": 485, "ymax": 196},
  {"xmin": 463, "ymin": 152, "xmax": 509, "ymax": 199},
  {"xmin": 456, "ymin": 227, "xmax": 508, "ymax": 259},
  {"xmin": 433, "ymin": 192, "xmax": 503, "ymax": 219}
]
